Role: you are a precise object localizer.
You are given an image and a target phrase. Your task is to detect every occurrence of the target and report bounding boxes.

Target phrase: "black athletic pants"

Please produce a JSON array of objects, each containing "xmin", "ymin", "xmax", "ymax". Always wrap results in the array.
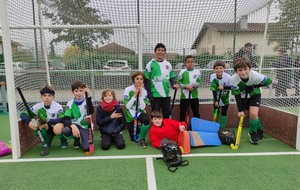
[
  {"xmin": 179, "ymin": 98, "xmax": 200, "ymax": 121},
  {"xmin": 151, "ymin": 97, "xmax": 171, "ymax": 119}
]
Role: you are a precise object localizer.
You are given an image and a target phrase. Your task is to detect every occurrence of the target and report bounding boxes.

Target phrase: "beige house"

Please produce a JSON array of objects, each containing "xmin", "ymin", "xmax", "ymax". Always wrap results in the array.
[
  {"xmin": 97, "ymin": 42, "xmax": 135, "ymax": 54},
  {"xmin": 191, "ymin": 22, "xmax": 276, "ymax": 56},
  {"xmin": 0, "ymin": 36, "xmax": 21, "ymax": 54}
]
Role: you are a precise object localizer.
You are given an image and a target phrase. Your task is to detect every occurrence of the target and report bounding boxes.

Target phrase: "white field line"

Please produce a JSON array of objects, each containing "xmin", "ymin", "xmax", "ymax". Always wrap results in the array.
[
  {"xmin": 146, "ymin": 157, "xmax": 157, "ymax": 190},
  {"xmin": 0, "ymin": 151, "xmax": 300, "ymax": 163}
]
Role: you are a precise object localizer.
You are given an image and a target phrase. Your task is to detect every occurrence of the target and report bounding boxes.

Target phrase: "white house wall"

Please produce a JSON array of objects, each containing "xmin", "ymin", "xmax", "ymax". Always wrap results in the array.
[{"xmin": 195, "ymin": 30, "xmax": 276, "ymax": 56}]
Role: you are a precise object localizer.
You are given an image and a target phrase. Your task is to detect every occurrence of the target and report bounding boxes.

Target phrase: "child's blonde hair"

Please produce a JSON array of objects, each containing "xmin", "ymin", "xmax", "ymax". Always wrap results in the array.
[{"xmin": 101, "ymin": 88, "xmax": 116, "ymax": 100}]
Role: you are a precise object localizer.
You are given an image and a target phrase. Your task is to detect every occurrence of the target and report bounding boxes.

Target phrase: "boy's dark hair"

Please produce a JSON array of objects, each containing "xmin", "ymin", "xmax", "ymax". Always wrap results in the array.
[
  {"xmin": 233, "ymin": 57, "xmax": 252, "ymax": 71},
  {"xmin": 184, "ymin": 55, "xmax": 195, "ymax": 63},
  {"xmin": 154, "ymin": 43, "xmax": 166, "ymax": 52},
  {"xmin": 151, "ymin": 110, "xmax": 163, "ymax": 119},
  {"xmin": 131, "ymin": 71, "xmax": 145, "ymax": 83},
  {"xmin": 40, "ymin": 85, "xmax": 55, "ymax": 96},
  {"xmin": 244, "ymin": 42, "xmax": 252, "ymax": 47},
  {"xmin": 213, "ymin": 60, "xmax": 225, "ymax": 69},
  {"xmin": 71, "ymin": 81, "xmax": 86, "ymax": 91}
]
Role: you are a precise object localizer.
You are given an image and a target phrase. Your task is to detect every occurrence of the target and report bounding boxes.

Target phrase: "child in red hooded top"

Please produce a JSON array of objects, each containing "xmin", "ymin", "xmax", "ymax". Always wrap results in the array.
[{"xmin": 149, "ymin": 110, "xmax": 187, "ymax": 148}]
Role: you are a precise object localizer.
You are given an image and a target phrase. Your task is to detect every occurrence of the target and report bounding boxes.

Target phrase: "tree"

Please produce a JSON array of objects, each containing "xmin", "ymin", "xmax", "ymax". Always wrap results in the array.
[
  {"xmin": 268, "ymin": 0, "xmax": 300, "ymax": 53},
  {"xmin": 43, "ymin": 0, "xmax": 113, "ymax": 52}
]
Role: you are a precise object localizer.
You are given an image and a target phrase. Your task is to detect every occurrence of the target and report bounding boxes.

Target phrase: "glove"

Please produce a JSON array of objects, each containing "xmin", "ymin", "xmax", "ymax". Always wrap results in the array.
[
  {"xmin": 38, "ymin": 118, "xmax": 50, "ymax": 125},
  {"xmin": 245, "ymin": 86, "xmax": 254, "ymax": 94}
]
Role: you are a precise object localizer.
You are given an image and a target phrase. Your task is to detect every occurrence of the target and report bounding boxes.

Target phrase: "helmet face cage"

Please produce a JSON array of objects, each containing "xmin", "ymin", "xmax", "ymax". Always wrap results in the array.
[{"xmin": 161, "ymin": 141, "xmax": 182, "ymax": 166}]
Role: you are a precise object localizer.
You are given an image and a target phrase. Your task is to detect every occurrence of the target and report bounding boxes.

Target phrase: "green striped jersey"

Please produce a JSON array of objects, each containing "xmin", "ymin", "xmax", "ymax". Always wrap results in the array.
[
  {"xmin": 231, "ymin": 70, "xmax": 272, "ymax": 98},
  {"xmin": 31, "ymin": 101, "xmax": 64, "ymax": 120},
  {"xmin": 144, "ymin": 59, "xmax": 176, "ymax": 97},
  {"xmin": 65, "ymin": 98, "xmax": 93, "ymax": 129},
  {"xmin": 210, "ymin": 72, "xmax": 231, "ymax": 106},
  {"xmin": 124, "ymin": 85, "xmax": 149, "ymax": 123},
  {"xmin": 177, "ymin": 68, "xmax": 202, "ymax": 99}
]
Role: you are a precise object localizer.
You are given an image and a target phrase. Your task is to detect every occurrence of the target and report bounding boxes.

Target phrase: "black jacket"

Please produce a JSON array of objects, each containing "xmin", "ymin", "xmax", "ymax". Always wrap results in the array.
[
  {"xmin": 96, "ymin": 105, "xmax": 125, "ymax": 136},
  {"xmin": 234, "ymin": 48, "xmax": 256, "ymax": 68}
]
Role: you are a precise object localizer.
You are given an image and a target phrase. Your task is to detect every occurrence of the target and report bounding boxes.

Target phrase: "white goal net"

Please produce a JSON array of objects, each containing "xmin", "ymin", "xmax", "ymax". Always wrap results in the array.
[{"xmin": 0, "ymin": 0, "xmax": 299, "ymax": 116}]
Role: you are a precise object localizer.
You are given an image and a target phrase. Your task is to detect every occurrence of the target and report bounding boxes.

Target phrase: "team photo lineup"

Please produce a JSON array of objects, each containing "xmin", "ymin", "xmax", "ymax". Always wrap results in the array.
[{"xmin": 15, "ymin": 42, "xmax": 274, "ymax": 158}]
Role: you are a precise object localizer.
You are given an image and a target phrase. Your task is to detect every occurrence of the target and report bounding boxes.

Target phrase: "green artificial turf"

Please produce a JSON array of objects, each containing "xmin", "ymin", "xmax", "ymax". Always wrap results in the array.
[
  {"xmin": 20, "ymin": 128, "xmax": 295, "ymax": 159},
  {"xmin": 1, "ymin": 114, "xmax": 299, "ymax": 190},
  {"xmin": 0, "ymin": 159, "xmax": 147, "ymax": 190},
  {"xmin": 154, "ymin": 155, "xmax": 300, "ymax": 190},
  {"xmin": 0, "ymin": 113, "xmax": 11, "ymax": 143}
]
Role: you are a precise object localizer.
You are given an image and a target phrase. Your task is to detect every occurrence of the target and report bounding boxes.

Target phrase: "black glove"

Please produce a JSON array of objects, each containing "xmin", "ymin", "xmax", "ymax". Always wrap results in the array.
[
  {"xmin": 245, "ymin": 85, "xmax": 254, "ymax": 93},
  {"xmin": 38, "ymin": 118, "xmax": 49, "ymax": 125}
]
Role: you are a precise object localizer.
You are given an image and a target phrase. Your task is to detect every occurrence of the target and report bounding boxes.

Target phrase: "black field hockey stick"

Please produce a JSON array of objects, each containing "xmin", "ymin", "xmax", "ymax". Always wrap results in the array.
[
  {"xmin": 186, "ymin": 91, "xmax": 191, "ymax": 125},
  {"xmin": 84, "ymin": 91, "xmax": 94, "ymax": 156},
  {"xmin": 17, "ymin": 87, "xmax": 48, "ymax": 151},
  {"xmin": 133, "ymin": 92, "xmax": 140, "ymax": 142},
  {"xmin": 213, "ymin": 90, "xmax": 222, "ymax": 122},
  {"xmin": 169, "ymin": 89, "xmax": 177, "ymax": 119}
]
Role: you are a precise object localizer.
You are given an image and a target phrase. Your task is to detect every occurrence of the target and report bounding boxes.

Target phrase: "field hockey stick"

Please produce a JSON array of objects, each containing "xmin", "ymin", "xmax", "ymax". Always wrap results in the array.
[
  {"xmin": 169, "ymin": 89, "xmax": 177, "ymax": 119},
  {"xmin": 230, "ymin": 91, "xmax": 248, "ymax": 150},
  {"xmin": 213, "ymin": 90, "xmax": 222, "ymax": 122},
  {"xmin": 186, "ymin": 91, "xmax": 191, "ymax": 125},
  {"xmin": 84, "ymin": 92, "xmax": 94, "ymax": 156},
  {"xmin": 17, "ymin": 87, "xmax": 48, "ymax": 150},
  {"xmin": 133, "ymin": 92, "xmax": 140, "ymax": 142}
]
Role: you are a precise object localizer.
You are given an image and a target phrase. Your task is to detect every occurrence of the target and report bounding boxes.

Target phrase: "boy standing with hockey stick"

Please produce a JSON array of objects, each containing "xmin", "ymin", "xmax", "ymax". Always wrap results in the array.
[
  {"xmin": 20, "ymin": 85, "xmax": 67, "ymax": 156},
  {"xmin": 178, "ymin": 55, "xmax": 202, "ymax": 125},
  {"xmin": 144, "ymin": 43, "xmax": 179, "ymax": 118},
  {"xmin": 210, "ymin": 61, "xmax": 231, "ymax": 128},
  {"xmin": 63, "ymin": 81, "xmax": 94, "ymax": 154},
  {"xmin": 230, "ymin": 57, "xmax": 272, "ymax": 145},
  {"xmin": 124, "ymin": 71, "xmax": 150, "ymax": 148}
]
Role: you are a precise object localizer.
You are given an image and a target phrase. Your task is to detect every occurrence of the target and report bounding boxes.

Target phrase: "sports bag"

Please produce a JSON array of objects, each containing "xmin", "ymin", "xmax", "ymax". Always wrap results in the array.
[{"xmin": 0, "ymin": 141, "xmax": 12, "ymax": 157}]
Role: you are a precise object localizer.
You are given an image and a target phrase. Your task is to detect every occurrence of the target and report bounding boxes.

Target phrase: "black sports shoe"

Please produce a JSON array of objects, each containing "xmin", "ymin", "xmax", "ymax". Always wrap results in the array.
[
  {"xmin": 248, "ymin": 132, "xmax": 259, "ymax": 145},
  {"xmin": 138, "ymin": 139, "xmax": 147, "ymax": 149},
  {"xmin": 60, "ymin": 137, "xmax": 68, "ymax": 149},
  {"xmin": 257, "ymin": 129, "xmax": 264, "ymax": 140},
  {"xmin": 73, "ymin": 138, "xmax": 80, "ymax": 148},
  {"xmin": 40, "ymin": 147, "xmax": 50, "ymax": 156}
]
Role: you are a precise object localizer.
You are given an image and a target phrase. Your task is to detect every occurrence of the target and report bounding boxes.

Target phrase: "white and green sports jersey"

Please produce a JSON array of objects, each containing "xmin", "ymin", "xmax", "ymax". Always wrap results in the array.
[
  {"xmin": 144, "ymin": 59, "xmax": 176, "ymax": 98},
  {"xmin": 31, "ymin": 101, "xmax": 64, "ymax": 120},
  {"xmin": 124, "ymin": 85, "xmax": 149, "ymax": 123},
  {"xmin": 65, "ymin": 99, "xmax": 93, "ymax": 129},
  {"xmin": 210, "ymin": 72, "xmax": 231, "ymax": 106},
  {"xmin": 177, "ymin": 68, "xmax": 202, "ymax": 99},
  {"xmin": 231, "ymin": 70, "xmax": 272, "ymax": 98}
]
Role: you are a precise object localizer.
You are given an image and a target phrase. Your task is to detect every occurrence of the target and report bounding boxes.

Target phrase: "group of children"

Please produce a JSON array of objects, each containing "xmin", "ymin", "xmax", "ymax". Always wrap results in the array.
[{"xmin": 20, "ymin": 43, "xmax": 272, "ymax": 156}]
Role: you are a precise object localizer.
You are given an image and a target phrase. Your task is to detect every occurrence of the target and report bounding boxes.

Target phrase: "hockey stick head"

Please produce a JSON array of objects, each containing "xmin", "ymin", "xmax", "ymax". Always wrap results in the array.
[
  {"xmin": 85, "ymin": 151, "xmax": 93, "ymax": 156},
  {"xmin": 85, "ymin": 145, "xmax": 94, "ymax": 156},
  {"xmin": 230, "ymin": 143, "xmax": 239, "ymax": 150}
]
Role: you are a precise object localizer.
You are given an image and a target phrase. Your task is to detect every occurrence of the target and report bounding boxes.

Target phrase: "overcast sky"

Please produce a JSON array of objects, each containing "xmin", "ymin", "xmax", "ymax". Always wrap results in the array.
[{"xmin": 1, "ymin": 0, "xmax": 280, "ymax": 55}]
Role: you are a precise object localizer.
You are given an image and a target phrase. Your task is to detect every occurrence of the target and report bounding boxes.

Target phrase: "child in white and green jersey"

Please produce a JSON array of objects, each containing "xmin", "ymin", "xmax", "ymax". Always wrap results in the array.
[
  {"xmin": 144, "ymin": 43, "xmax": 179, "ymax": 118},
  {"xmin": 20, "ymin": 85, "xmax": 66, "ymax": 156},
  {"xmin": 210, "ymin": 61, "xmax": 232, "ymax": 128},
  {"xmin": 178, "ymin": 55, "xmax": 202, "ymax": 122},
  {"xmin": 63, "ymin": 81, "xmax": 94, "ymax": 153},
  {"xmin": 231, "ymin": 57, "xmax": 272, "ymax": 145},
  {"xmin": 124, "ymin": 71, "xmax": 150, "ymax": 148}
]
